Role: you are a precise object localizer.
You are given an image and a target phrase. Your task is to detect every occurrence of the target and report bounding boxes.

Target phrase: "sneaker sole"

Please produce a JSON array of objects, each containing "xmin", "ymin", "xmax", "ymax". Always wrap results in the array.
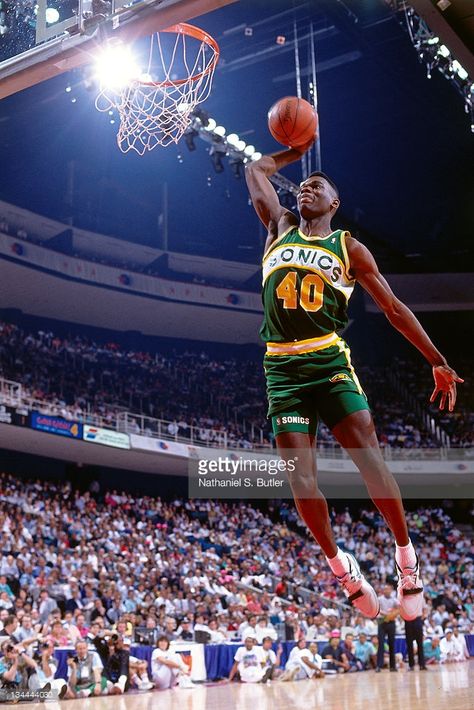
[{"xmin": 346, "ymin": 553, "xmax": 380, "ymax": 619}]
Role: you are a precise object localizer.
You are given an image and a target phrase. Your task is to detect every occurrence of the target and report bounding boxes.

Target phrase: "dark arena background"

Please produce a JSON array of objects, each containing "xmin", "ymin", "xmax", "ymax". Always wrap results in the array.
[{"xmin": 0, "ymin": 1, "xmax": 472, "ymax": 708}]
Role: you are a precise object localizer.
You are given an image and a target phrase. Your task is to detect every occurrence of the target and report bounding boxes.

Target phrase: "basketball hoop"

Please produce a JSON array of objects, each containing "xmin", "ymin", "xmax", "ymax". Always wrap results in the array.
[{"xmin": 95, "ymin": 23, "xmax": 219, "ymax": 155}]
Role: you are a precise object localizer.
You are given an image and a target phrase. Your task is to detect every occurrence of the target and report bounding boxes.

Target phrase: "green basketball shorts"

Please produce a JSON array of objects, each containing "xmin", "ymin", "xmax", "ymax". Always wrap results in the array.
[{"xmin": 263, "ymin": 336, "xmax": 370, "ymax": 435}]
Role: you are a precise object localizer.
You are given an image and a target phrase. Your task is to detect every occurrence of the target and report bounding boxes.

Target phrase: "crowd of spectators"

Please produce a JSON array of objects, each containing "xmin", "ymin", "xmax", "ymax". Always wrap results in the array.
[
  {"xmin": 0, "ymin": 319, "xmax": 459, "ymax": 451},
  {"xmin": 0, "ymin": 471, "xmax": 471, "ymax": 698}
]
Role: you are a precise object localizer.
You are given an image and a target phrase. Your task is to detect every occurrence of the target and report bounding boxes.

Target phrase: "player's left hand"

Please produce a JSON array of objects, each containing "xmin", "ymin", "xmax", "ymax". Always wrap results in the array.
[{"xmin": 430, "ymin": 364, "xmax": 464, "ymax": 411}]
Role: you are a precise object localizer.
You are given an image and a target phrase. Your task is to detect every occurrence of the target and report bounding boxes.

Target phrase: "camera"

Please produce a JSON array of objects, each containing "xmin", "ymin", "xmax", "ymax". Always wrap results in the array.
[{"xmin": 110, "ymin": 634, "xmax": 119, "ymax": 643}]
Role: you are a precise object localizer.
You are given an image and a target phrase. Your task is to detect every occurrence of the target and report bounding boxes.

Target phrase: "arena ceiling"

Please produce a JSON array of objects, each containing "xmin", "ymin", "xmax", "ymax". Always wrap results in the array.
[{"xmin": 0, "ymin": 0, "xmax": 472, "ymax": 273}]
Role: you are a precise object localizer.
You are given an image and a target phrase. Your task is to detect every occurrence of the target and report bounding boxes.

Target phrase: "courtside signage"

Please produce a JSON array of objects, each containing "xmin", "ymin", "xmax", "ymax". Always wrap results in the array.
[
  {"xmin": 83, "ymin": 425, "xmax": 130, "ymax": 450},
  {"xmin": 31, "ymin": 412, "xmax": 82, "ymax": 438}
]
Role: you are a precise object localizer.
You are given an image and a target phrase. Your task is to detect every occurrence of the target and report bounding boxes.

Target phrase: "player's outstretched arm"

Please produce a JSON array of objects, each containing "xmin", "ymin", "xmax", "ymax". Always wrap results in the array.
[
  {"xmin": 346, "ymin": 237, "xmax": 463, "ymax": 411},
  {"xmin": 245, "ymin": 140, "xmax": 314, "ymax": 229}
]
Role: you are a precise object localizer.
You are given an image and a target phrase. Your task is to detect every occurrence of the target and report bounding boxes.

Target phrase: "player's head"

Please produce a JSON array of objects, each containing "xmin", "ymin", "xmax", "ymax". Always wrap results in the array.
[{"xmin": 297, "ymin": 171, "xmax": 340, "ymax": 220}]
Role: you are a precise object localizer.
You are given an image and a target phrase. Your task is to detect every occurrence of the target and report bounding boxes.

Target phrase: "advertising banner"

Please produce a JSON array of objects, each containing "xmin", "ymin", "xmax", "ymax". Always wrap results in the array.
[
  {"xmin": 83, "ymin": 425, "xmax": 130, "ymax": 450},
  {"xmin": 31, "ymin": 412, "xmax": 82, "ymax": 438}
]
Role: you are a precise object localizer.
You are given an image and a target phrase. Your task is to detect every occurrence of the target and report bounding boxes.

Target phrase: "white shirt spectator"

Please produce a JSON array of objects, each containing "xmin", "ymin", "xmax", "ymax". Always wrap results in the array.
[
  {"xmin": 233, "ymin": 644, "xmax": 265, "ymax": 683},
  {"xmin": 255, "ymin": 623, "xmax": 278, "ymax": 644},
  {"xmin": 440, "ymin": 633, "xmax": 459, "ymax": 663}
]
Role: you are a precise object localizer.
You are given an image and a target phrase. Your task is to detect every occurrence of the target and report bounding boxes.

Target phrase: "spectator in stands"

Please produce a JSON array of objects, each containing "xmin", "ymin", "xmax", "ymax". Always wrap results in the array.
[
  {"xmin": 229, "ymin": 636, "xmax": 264, "ymax": 683},
  {"xmin": 452, "ymin": 627, "xmax": 469, "ymax": 661},
  {"xmin": 321, "ymin": 631, "xmax": 350, "ymax": 673},
  {"xmin": 260, "ymin": 637, "xmax": 283, "ymax": 681},
  {"xmin": 0, "ymin": 639, "xmax": 45, "ymax": 701},
  {"xmin": 29, "ymin": 640, "xmax": 67, "ymax": 698},
  {"xmin": 280, "ymin": 639, "xmax": 324, "ymax": 681},
  {"xmin": 353, "ymin": 632, "xmax": 376, "ymax": 669},
  {"xmin": 66, "ymin": 638, "xmax": 105, "ymax": 699},
  {"xmin": 90, "ymin": 632, "xmax": 130, "ymax": 694},
  {"xmin": 151, "ymin": 636, "xmax": 194, "ymax": 689},
  {"xmin": 341, "ymin": 633, "xmax": 363, "ymax": 671},
  {"xmin": 423, "ymin": 637, "xmax": 441, "ymax": 665},
  {"xmin": 255, "ymin": 616, "xmax": 278, "ymax": 644},
  {"xmin": 38, "ymin": 591, "xmax": 56, "ymax": 625},
  {"xmin": 440, "ymin": 629, "xmax": 460, "ymax": 663},
  {"xmin": 47, "ymin": 620, "xmax": 71, "ymax": 647}
]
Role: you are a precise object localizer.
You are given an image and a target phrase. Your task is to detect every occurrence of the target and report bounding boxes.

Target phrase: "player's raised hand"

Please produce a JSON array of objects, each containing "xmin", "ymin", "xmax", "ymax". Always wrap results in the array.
[
  {"xmin": 294, "ymin": 133, "xmax": 317, "ymax": 155},
  {"xmin": 430, "ymin": 364, "xmax": 464, "ymax": 411}
]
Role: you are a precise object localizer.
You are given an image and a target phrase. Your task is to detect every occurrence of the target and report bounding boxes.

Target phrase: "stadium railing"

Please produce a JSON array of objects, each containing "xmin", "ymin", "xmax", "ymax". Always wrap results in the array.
[{"xmin": 1, "ymin": 376, "xmax": 472, "ymax": 459}]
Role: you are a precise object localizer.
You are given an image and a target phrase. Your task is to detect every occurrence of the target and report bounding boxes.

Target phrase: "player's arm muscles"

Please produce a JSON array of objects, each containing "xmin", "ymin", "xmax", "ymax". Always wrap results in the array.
[
  {"xmin": 245, "ymin": 149, "xmax": 302, "ymax": 248},
  {"xmin": 346, "ymin": 237, "xmax": 463, "ymax": 409}
]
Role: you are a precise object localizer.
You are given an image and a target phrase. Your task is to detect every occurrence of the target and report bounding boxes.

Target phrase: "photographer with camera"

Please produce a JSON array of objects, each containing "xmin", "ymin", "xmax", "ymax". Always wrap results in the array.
[
  {"xmin": 29, "ymin": 641, "xmax": 67, "ymax": 699},
  {"xmin": 65, "ymin": 638, "xmax": 105, "ymax": 699},
  {"xmin": 91, "ymin": 631, "xmax": 130, "ymax": 695},
  {"xmin": 0, "ymin": 640, "xmax": 49, "ymax": 703}
]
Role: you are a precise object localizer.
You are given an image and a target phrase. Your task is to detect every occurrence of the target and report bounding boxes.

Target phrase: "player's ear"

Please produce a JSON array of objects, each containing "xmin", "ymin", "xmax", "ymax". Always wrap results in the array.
[{"xmin": 331, "ymin": 197, "xmax": 340, "ymax": 212}]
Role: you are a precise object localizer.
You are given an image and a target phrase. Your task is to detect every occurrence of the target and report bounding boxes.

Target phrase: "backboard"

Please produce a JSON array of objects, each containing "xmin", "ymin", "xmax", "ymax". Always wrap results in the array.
[{"xmin": 0, "ymin": 0, "xmax": 236, "ymax": 99}]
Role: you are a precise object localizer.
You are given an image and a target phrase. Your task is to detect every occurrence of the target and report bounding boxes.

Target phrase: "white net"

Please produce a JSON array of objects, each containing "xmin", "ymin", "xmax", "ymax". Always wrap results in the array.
[{"xmin": 95, "ymin": 24, "xmax": 219, "ymax": 155}]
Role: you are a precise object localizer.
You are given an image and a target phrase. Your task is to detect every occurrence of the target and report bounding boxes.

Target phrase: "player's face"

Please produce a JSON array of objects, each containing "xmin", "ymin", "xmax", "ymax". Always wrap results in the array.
[{"xmin": 297, "ymin": 177, "xmax": 339, "ymax": 219}]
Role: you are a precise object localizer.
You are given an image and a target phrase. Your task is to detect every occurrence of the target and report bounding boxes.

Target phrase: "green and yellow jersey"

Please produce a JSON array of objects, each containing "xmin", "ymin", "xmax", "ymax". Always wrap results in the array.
[{"xmin": 260, "ymin": 227, "xmax": 355, "ymax": 355}]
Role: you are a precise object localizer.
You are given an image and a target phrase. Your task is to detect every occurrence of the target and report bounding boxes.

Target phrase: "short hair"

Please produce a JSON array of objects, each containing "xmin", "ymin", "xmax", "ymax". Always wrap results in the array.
[
  {"xmin": 4, "ymin": 615, "xmax": 17, "ymax": 627},
  {"xmin": 307, "ymin": 171, "xmax": 339, "ymax": 197},
  {"xmin": 157, "ymin": 635, "xmax": 170, "ymax": 649}
]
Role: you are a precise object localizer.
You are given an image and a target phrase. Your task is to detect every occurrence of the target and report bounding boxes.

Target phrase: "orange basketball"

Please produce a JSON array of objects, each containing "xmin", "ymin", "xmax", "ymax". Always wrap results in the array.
[{"xmin": 267, "ymin": 96, "xmax": 318, "ymax": 148}]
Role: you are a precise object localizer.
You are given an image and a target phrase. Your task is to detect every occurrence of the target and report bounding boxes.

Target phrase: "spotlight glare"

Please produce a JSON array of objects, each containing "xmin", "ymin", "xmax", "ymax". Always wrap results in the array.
[
  {"xmin": 236, "ymin": 140, "xmax": 246, "ymax": 152},
  {"xmin": 437, "ymin": 44, "xmax": 450, "ymax": 58},
  {"xmin": 205, "ymin": 118, "xmax": 217, "ymax": 132},
  {"xmin": 95, "ymin": 44, "xmax": 141, "ymax": 90},
  {"xmin": 244, "ymin": 144, "xmax": 255, "ymax": 156},
  {"xmin": 226, "ymin": 133, "xmax": 240, "ymax": 146},
  {"xmin": 251, "ymin": 152, "xmax": 262, "ymax": 161},
  {"xmin": 214, "ymin": 125, "xmax": 226, "ymax": 137},
  {"xmin": 65, "ymin": 85, "xmax": 72, "ymax": 93},
  {"xmin": 452, "ymin": 61, "xmax": 468, "ymax": 81},
  {"xmin": 45, "ymin": 7, "xmax": 60, "ymax": 24}
]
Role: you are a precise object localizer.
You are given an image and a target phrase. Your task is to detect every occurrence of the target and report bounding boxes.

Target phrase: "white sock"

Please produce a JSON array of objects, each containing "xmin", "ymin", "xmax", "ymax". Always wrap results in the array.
[
  {"xmin": 395, "ymin": 540, "xmax": 417, "ymax": 569},
  {"xmin": 326, "ymin": 547, "xmax": 351, "ymax": 577},
  {"xmin": 141, "ymin": 672, "xmax": 150, "ymax": 683}
]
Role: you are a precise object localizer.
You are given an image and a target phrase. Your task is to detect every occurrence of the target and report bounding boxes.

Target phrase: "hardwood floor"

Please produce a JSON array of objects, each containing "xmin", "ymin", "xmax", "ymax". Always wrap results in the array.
[{"xmin": 24, "ymin": 662, "xmax": 472, "ymax": 710}]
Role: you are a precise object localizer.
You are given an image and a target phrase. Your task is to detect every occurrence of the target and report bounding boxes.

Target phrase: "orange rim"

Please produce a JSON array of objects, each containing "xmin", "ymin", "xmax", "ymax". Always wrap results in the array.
[{"xmin": 137, "ymin": 22, "xmax": 219, "ymax": 88}]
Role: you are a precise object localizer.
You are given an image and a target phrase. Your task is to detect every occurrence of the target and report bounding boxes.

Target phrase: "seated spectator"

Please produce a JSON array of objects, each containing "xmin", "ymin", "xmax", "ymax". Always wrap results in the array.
[
  {"xmin": 423, "ymin": 637, "xmax": 441, "ymax": 665},
  {"xmin": 229, "ymin": 636, "xmax": 264, "ymax": 684},
  {"xmin": 260, "ymin": 637, "xmax": 283, "ymax": 681},
  {"xmin": 124, "ymin": 638, "xmax": 154, "ymax": 692},
  {"xmin": 440, "ymin": 629, "xmax": 464, "ymax": 663},
  {"xmin": 354, "ymin": 632, "xmax": 376, "ymax": 669},
  {"xmin": 65, "ymin": 638, "xmax": 105, "ymax": 699},
  {"xmin": 208, "ymin": 618, "xmax": 227, "ymax": 643},
  {"xmin": 0, "ymin": 640, "xmax": 46, "ymax": 702},
  {"xmin": 452, "ymin": 628, "xmax": 469, "ymax": 661},
  {"xmin": 91, "ymin": 632, "xmax": 130, "ymax": 694},
  {"xmin": 342, "ymin": 633, "xmax": 364, "ymax": 672},
  {"xmin": 255, "ymin": 616, "xmax": 278, "ymax": 644},
  {"xmin": 176, "ymin": 618, "xmax": 194, "ymax": 641},
  {"xmin": 47, "ymin": 620, "xmax": 71, "ymax": 647},
  {"xmin": 280, "ymin": 639, "xmax": 324, "ymax": 681},
  {"xmin": 29, "ymin": 641, "xmax": 67, "ymax": 699},
  {"xmin": 321, "ymin": 631, "xmax": 350, "ymax": 673},
  {"xmin": 151, "ymin": 636, "xmax": 194, "ymax": 689}
]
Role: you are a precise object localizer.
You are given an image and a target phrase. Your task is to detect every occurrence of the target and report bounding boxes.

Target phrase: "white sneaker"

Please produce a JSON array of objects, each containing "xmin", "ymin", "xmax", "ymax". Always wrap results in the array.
[
  {"xmin": 336, "ymin": 552, "xmax": 380, "ymax": 619},
  {"xmin": 138, "ymin": 680, "xmax": 154, "ymax": 691},
  {"xmin": 396, "ymin": 554, "xmax": 424, "ymax": 621},
  {"xmin": 178, "ymin": 675, "xmax": 196, "ymax": 689}
]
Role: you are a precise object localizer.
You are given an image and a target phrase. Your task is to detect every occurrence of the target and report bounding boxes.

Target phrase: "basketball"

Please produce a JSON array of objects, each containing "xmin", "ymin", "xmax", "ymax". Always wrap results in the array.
[{"xmin": 267, "ymin": 96, "xmax": 318, "ymax": 148}]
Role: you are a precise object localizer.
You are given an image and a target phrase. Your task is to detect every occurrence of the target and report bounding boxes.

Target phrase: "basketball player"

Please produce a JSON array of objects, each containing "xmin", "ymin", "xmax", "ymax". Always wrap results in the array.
[{"xmin": 245, "ymin": 139, "xmax": 463, "ymax": 620}]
